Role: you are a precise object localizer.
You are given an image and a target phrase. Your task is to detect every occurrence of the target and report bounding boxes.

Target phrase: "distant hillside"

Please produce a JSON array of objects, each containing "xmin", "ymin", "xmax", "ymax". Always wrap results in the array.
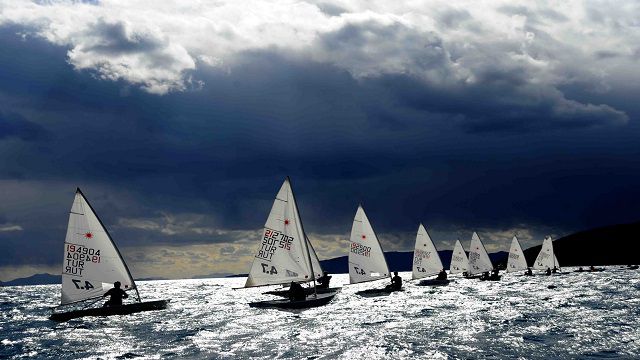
[
  {"xmin": 524, "ymin": 221, "xmax": 640, "ymax": 266},
  {"xmin": 320, "ymin": 250, "xmax": 509, "ymax": 274},
  {"xmin": 0, "ymin": 273, "xmax": 61, "ymax": 287},
  {"xmin": 1, "ymin": 273, "xmax": 168, "ymax": 286}
]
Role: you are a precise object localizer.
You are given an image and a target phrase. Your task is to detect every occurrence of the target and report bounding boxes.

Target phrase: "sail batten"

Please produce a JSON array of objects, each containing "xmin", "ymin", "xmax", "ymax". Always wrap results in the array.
[
  {"xmin": 348, "ymin": 206, "xmax": 390, "ymax": 284},
  {"xmin": 507, "ymin": 236, "xmax": 528, "ymax": 272},
  {"xmin": 467, "ymin": 232, "xmax": 494, "ymax": 275},
  {"xmin": 412, "ymin": 224, "xmax": 443, "ymax": 280},
  {"xmin": 60, "ymin": 189, "xmax": 136, "ymax": 306},
  {"xmin": 244, "ymin": 179, "xmax": 315, "ymax": 288}
]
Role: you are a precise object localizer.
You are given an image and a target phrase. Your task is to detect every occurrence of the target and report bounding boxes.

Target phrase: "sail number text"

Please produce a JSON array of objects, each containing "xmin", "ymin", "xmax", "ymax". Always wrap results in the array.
[
  {"xmin": 350, "ymin": 242, "xmax": 371, "ymax": 257},
  {"xmin": 64, "ymin": 243, "xmax": 101, "ymax": 276},
  {"xmin": 257, "ymin": 228, "xmax": 294, "ymax": 260}
]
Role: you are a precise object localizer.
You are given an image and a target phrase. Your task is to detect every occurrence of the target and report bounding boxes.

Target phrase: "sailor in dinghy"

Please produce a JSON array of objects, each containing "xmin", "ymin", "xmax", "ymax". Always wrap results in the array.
[
  {"xmin": 468, "ymin": 232, "xmax": 501, "ymax": 281},
  {"xmin": 244, "ymin": 178, "xmax": 339, "ymax": 310},
  {"xmin": 348, "ymin": 205, "xmax": 403, "ymax": 297},
  {"xmin": 49, "ymin": 188, "xmax": 168, "ymax": 322},
  {"xmin": 533, "ymin": 236, "xmax": 562, "ymax": 275},
  {"xmin": 412, "ymin": 224, "xmax": 450, "ymax": 286}
]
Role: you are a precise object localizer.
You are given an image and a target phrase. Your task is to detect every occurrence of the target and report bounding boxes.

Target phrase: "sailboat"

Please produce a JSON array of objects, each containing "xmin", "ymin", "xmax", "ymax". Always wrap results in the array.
[
  {"xmin": 449, "ymin": 239, "xmax": 469, "ymax": 276},
  {"xmin": 506, "ymin": 235, "xmax": 529, "ymax": 274},
  {"xmin": 412, "ymin": 224, "xmax": 449, "ymax": 286},
  {"xmin": 49, "ymin": 188, "xmax": 168, "ymax": 322},
  {"xmin": 533, "ymin": 236, "xmax": 561, "ymax": 275},
  {"xmin": 245, "ymin": 178, "xmax": 338, "ymax": 309},
  {"xmin": 468, "ymin": 232, "xmax": 500, "ymax": 281},
  {"xmin": 349, "ymin": 205, "xmax": 398, "ymax": 297}
]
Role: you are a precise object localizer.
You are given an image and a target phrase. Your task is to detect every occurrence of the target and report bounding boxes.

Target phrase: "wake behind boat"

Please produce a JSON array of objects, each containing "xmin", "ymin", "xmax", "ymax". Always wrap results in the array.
[
  {"xmin": 49, "ymin": 188, "xmax": 168, "ymax": 322},
  {"xmin": 244, "ymin": 178, "xmax": 338, "ymax": 309}
]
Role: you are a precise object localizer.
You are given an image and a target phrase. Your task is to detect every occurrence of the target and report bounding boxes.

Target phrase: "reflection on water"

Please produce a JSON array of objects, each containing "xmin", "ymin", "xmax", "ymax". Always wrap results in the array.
[{"xmin": 1, "ymin": 269, "xmax": 639, "ymax": 359}]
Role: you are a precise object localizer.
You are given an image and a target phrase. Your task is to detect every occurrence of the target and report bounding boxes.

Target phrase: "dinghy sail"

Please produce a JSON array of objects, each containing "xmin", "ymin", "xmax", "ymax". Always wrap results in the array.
[
  {"xmin": 506, "ymin": 236, "xmax": 528, "ymax": 272},
  {"xmin": 412, "ymin": 224, "xmax": 444, "ymax": 280},
  {"xmin": 449, "ymin": 239, "xmax": 469, "ymax": 275},
  {"xmin": 467, "ymin": 232, "xmax": 494, "ymax": 276},
  {"xmin": 50, "ymin": 188, "xmax": 167, "ymax": 321},
  {"xmin": 245, "ymin": 178, "xmax": 337, "ymax": 309},
  {"xmin": 348, "ymin": 205, "xmax": 390, "ymax": 284},
  {"xmin": 245, "ymin": 178, "xmax": 316, "ymax": 288},
  {"xmin": 533, "ymin": 236, "xmax": 558, "ymax": 270}
]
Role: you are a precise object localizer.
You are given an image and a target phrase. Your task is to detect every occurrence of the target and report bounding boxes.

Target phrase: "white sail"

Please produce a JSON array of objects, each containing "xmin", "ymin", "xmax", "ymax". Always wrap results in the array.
[
  {"xmin": 467, "ymin": 232, "xmax": 494, "ymax": 275},
  {"xmin": 60, "ymin": 189, "xmax": 136, "ymax": 305},
  {"xmin": 554, "ymin": 254, "xmax": 560, "ymax": 269},
  {"xmin": 348, "ymin": 205, "xmax": 390, "ymax": 284},
  {"xmin": 412, "ymin": 224, "xmax": 443, "ymax": 280},
  {"xmin": 506, "ymin": 236, "xmax": 528, "ymax": 272},
  {"xmin": 245, "ymin": 179, "xmax": 314, "ymax": 287},
  {"xmin": 533, "ymin": 236, "xmax": 556, "ymax": 270},
  {"xmin": 449, "ymin": 239, "xmax": 468, "ymax": 274}
]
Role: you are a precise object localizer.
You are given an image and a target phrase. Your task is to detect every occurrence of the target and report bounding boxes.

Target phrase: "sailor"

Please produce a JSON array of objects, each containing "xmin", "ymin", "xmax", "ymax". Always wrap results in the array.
[
  {"xmin": 103, "ymin": 281, "xmax": 128, "ymax": 307},
  {"xmin": 317, "ymin": 271, "xmax": 332, "ymax": 289},
  {"xmin": 436, "ymin": 269, "xmax": 448, "ymax": 280},
  {"xmin": 388, "ymin": 272, "xmax": 402, "ymax": 291},
  {"xmin": 288, "ymin": 281, "xmax": 306, "ymax": 301},
  {"xmin": 490, "ymin": 269, "xmax": 500, "ymax": 280},
  {"xmin": 589, "ymin": 265, "xmax": 596, "ymax": 272},
  {"xmin": 552, "ymin": 266, "xmax": 558, "ymax": 273},
  {"xmin": 480, "ymin": 271, "xmax": 490, "ymax": 280},
  {"xmin": 577, "ymin": 267, "xmax": 583, "ymax": 272},
  {"xmin": 545, "ymin": 268, "xmax": 552, "ymax": 276},
  {"xmin": 525, "ymin": 268, "xmax": 533, "ymax": 276}
]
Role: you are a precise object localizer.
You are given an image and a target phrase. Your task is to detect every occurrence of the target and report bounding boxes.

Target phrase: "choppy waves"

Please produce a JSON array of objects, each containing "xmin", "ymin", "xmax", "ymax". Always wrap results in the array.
[{"xmin": 1, "ymin": 268, "xmax": 639, "ymax": 359}]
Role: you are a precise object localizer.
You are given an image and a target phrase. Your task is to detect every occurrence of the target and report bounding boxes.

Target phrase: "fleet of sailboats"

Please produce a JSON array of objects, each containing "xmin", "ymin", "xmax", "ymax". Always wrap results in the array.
[{"xmin": 45, "ymin": 180, "xmax": 581, "ymax": 317}]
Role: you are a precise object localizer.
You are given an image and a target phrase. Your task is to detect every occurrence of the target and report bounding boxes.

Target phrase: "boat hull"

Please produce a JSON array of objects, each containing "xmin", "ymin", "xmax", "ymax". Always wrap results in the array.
[
  {"xmin": 417, "ymin": 279, "xmax": 450, "ymax": 286},
  {"xmin": 263, "ymin": 287, "xmax": 341, "ymax": 297},
  {"xmin": 249, "ymin": 291, "xmax": 337, "ymax": 309},
  {"xmin": 50, "ymin": 300, "xmax": 169, "ymax": 322},
  {"xmin": 356, "ymin": 288, "xmax": 404, "ymax": 297}
]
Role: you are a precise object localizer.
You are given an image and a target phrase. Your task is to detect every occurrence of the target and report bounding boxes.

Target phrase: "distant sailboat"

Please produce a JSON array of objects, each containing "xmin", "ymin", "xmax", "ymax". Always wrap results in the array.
[
  {"xmin": 506, "ymin": 236, "xmax": 529, "ymax": 273},
  {"xmin": 468, "ymin": 232, "xmax": 500, "ymax": 280},
  {"xmin": 533, "ymin": 236, "xmax": 561, "ymax": 275},
  {"xmin": 412, "ymin": 224, "xmax": 449, "ymax": 286},
  {"xmin": 245, "ymin": 178, "xmax": 337, "ymax": 309},
  {"xmin": 449, "ymin": 239, "xmax": 469, "ymax": 275},
  {"xmin": 349, "ymin": 205, "xmax": 399, "ymax": 296},
  {"xmin": 50, "ymin": 189, "xmax": 168, "ymax": 322}
]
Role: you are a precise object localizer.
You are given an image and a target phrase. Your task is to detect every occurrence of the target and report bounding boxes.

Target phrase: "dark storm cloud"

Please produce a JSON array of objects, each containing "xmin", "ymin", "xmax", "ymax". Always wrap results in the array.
[
  {"xmin": 1, "ymin": 0, "xmax": 640, "ymax": 277},
  {"xmin": 0, "ymin": 111, "xmax": 49, "ymax": 141}
]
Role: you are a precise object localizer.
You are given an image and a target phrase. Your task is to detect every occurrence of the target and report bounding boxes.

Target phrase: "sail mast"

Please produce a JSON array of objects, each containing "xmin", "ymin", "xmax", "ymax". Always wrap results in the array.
[
  {"xmin": 287, "ymin": 177, "xmax": 317, "ymax": 297},
  {"xmin": 76, "ymin": 188, "xmax": 140, "ymax": 302}
]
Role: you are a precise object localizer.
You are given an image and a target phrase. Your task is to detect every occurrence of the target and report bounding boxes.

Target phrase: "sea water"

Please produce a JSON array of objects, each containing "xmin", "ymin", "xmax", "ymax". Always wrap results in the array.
[{"xmin": 1, "ymin": 269, "xmax": 639, "ymax": 359}]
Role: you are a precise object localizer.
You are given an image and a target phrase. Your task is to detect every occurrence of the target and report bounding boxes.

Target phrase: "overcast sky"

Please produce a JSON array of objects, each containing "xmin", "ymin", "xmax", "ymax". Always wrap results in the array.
[{"xmin": 1, "ymin": 0, "xmax": 639, "ymax": 281}]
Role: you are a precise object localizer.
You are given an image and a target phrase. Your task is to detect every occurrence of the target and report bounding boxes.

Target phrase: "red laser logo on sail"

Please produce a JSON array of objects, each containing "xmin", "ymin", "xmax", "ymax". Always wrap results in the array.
[
  {"xmin": 284, "ymin": 219, "xmax": 290, "ymax": 225},
  {"xmin": 85, "ymin": 232, "xmax": 93, "ymax": 239}
]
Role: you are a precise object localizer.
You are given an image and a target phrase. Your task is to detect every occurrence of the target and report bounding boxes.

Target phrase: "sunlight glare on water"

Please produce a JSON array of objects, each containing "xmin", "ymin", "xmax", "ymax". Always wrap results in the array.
[{"xmin": 1, "ymin": 269, "xmax": 639, "ymax": 359}]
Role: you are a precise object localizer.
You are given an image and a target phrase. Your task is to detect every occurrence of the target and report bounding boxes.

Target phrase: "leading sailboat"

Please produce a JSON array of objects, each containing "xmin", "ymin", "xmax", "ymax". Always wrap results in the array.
[
  {"xmin": 50, "ymin": 188, "xmax": 168, "ymax": 322},
  {"xmin": 245, "ymin": 178, "xmax": 338, "ymax": 309}
]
